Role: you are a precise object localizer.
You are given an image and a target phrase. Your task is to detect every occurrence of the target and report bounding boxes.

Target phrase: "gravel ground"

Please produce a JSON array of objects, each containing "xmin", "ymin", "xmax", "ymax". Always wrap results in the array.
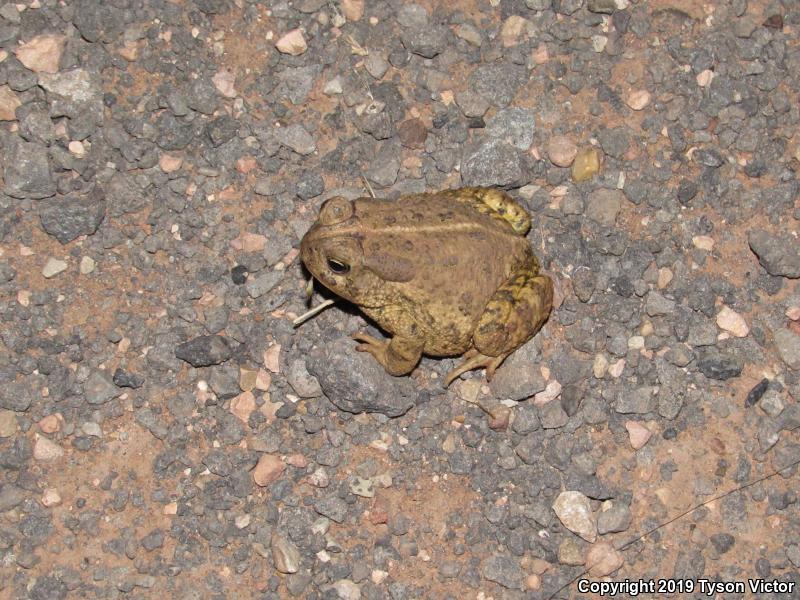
[{"xmin": 1, "ymin": 0, "xmax": 799, "ymax": 598}]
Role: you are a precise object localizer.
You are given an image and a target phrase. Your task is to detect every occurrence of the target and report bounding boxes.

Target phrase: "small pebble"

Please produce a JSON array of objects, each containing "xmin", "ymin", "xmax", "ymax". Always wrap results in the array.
[
  {"xmin": 546, "ymin": 135, "xmax": 578, "ymax": 167},
  {"xmin": 41, "ymin": 488, "xmax": 62, "ymax": 507},
  {"xmin": 552, "ymin": 491, "xmax": 597, "ymax": 542},
  {"xmin": 79, "ymin": 256, "xmax": 96, "ymax": 274},
  {"xmin": 253, "ymin": 454, "xmax": 284, "ymax": 486},
  {"xmin": 276, "ymin": 29, "xmax": 307, "ymax": 55},
  {"xmin": 625, "ymin": 421, "xmax": 652, "ymax": 449},
  {"xmin": 625, "ymin": 89, "xmax": 651, "ymax": 110},
  {"xmin": 34, "ymin": 436, "xmax": 64, "ymax": 461},
  {"xmin": 716, "ymin": 306, "xmax": 749, "ymax": 338},
  {"xmin": 42, "ymin": 257, "xmax": 68, "ymax": 278},
  {"xmin": 586, "ymin": 542, "xmax": 624, "ymax": 577},
  {"xmin": 341, "ymin": 0, "xmax": 364, "ymax": 21},
  {"xmin": 572, "ymin": 148, "xmax": 601, "ymax": 182},
  {"xmin": 0, "ymin": 410, "xmax": 17, "ymax": 437}
]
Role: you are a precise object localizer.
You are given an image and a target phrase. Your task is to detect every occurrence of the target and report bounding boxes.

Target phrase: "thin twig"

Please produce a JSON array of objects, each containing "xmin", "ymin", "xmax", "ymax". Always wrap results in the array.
[
  {"xmin": 292, "ymin": 299, "xmax": 335, "ymax": 327},
  {"xmin": 362, "ymin": 174, "xmax": 376, "ymax": 198},
  {"xmin": 548, "ymin": 424, "xmax": 800, "ymax": 599}
]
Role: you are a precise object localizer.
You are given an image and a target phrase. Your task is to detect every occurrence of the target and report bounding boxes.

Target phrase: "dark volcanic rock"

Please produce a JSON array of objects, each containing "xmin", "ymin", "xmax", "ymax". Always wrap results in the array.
[
  {"xmin": 697, "ymin": 350, "xmax": 743, "ymax": 380},
  {"xmin": 306, "ymin": 336, "xmax": 416, "ymax": 417},
  {"xmin": 748, "ymin": 230, "xmax": 800, "ymax": 278},
  {"xmin": 3, "ymin": 139, "xmax": 55, "ymax": 199},
  {"xmin": 175, "ymin": 335, "xmax": 233, "ymax": 367},
  {"xmin": 39, "ymin": 190, "xmax": 106, "ymax": 244},
  {"xmin": 461, "ymin": 139, "xmax": 524, "ymax": 188}
]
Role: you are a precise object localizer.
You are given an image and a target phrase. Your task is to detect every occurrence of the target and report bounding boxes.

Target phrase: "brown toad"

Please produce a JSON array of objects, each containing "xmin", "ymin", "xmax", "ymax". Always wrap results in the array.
[{"xmin": 299, "ymin": 187, "xmax": 553, "ymax": 386}]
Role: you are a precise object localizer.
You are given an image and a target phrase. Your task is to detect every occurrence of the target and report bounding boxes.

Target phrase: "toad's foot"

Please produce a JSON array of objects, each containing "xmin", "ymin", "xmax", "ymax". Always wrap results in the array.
[
  {"xmin": 351, "ymin": 332, "xmax": 422, "ymax": 377},
  {"xmin": 444, "ymin": 349, "xmax": 508, "ymax": 387}
]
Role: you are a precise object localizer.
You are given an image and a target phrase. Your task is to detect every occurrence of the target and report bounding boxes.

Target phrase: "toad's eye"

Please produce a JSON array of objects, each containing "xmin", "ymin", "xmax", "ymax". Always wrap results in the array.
[{"xmin": 327, "ymin": 259, "xmax": 350, "ymax": 275}]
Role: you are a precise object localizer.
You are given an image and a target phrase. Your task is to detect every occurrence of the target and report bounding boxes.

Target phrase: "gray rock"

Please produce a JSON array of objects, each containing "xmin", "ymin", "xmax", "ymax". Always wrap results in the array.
[
  {"xmin": 616, "ymin": 386, "xmax": 657, "ymax": 414},
  {"xmin": 365, "ymin": 145, "xmax": 401, "ymax": 188},
  {"xmin": 3, "ymin": 139, "xmax": 55, "ymax": 199},
  {"xmin": 749, "ymin": 230, "xmax": 800, "ymax": 279},
  {"xmin": 186, "ymin": 77, "xmax": 219, "ymax": 115},
  {"xmin": 490, "ymin": 340, "xmax": 547, "ymax": 400},
  {"xmin": 555, "ymin": 0, "xmax": 584, "ymax": 15},
  {"xmin": 485, "ymin": 108, "xmax": 536, "ymax": 151},
  {"xmin": 245, "ymin": 271, "xmax": 282, "ymax": 299},
  {"xmin": 296, "ymin": 173, "xmax": 325, "ymax": 200},
  {"xmin": 585, "ymin": 188, "xmax": 623, "ymax": 227},
  {"xmin": 694, "ymin": 148, "xmax": 724, "ymax": 168},
  {"xmin": 154, "ymin": 112, "xmax": 195, "ymax": 150},
  {"xmin": 773, "ymin": 441, "xmax": 800, "ymax": 472},
  {"xmin": 206, "ymin": 115, "xmax": 238, "ymax": 147},
  {"xmin": 596, "ymin": 127, "xmax": 630, "ymax": 158},
  {"xmin": 697, "ymin": 350, "xmax": 743, "ymax": 380},
  {"xmin": 758, "ymin": 389, "xmax": 785, "ymax": 417},
  {"xmin": 277, "ymin": 65, "xmax": 320, "ymax": 105},
  {"xmin": 217, "ymin": 411, "xmax": 245, "ymax": 444},
  {"xmin": 597, "ymin": 501, "xmax": 631, "ymax": 534},
  {"xmin": 673, "ymin": 548, "xmax": 705, "ymax": 580},
  {"xmin": 645, "ymin": 291, "xmax": 676, "ymax": 316},
  {"xmin": 774, "ymin": 329, "xmax": 800, "ymax": 370},
  {"xmin": 461, "ymin": 139, "xmax": 524, "ymax": 188},
  {"xmin": 0, "ymin": 381, "xmax": 35, "ymax": 412},
  {"xmin": 306, "ymin": 336, "xmax": 416, "ymax": 417},
  {"xmin": 455, "ymin": 90, "xmax": 490, "ymax": 118},
  {"xmin": 286, "ymin": 359, "xmax": 323, "ymax": 398},
  {"xmin": 710, "ymin": 533, "xmax": 735, "ymax": 554},
  {"xmin": 396, "ymin": 4, "xmax": 428, "ymax": 28},
  {"xmin": 105, "ymin": 173, "xmax": 149, "ymax": 217},
  {"xmin": 72, "ymin": 0, "xmax": 124, "ymax": 42},
  {"xmin": 482, "ymin": 555, "xmax": 523, "ymax": 590},
  {"xmin": 141, "ymin": 529, "xmax": 165, "ymax": 552},
  {"xmin": 572, "ymin": 267, "xmax": 596, "ymax": 302},
  {"xmin": 468, "ymin": 63, "xmax": 527, "ymax": 108},
  {"xmin": 365, "ymin": 53, "xmax": 390, "ymax": 79},
  {"xmin": 274, "ymin": 124, "xmax": 316, "ymax": 155},
  {"xmin": 587, "ymin": 0, "xmax": 616, "ymax": 13},
  {"xmin": 400, "ymin": 25, "xmax": 447, "ymax": 58},
  {"xmin": 314, "ymin": 496, "xmax": 348, "ymax": 523},
  {"xmin": 18, "ymin": 103, "xmax": 54, "ymax": 145},
  {"xmin": 210, "ymin": 365, "xmax": 241, "ymax": 401},
  {"xmin": 512, "ymin": 404, "xmax": 541, "ymax": 434},
  {"xmin": 787, "ymin": 544, "xmax": 800, "ymax": 568},
  {"xmin": 39, "ymin": 190, "xmax": 106, "ymax": 244},
  {"xmin": 38, "ymin": 69, "xmax": 103, "ymax": 116},
  {"xmin": 687, "ymin": 317, "xmax": 718, "ymax": 347},
  {"xmin": 0, "ymin": 484, "xmax": 25, "ymax": 511},
  {"xmin": 84, "ymin": 370, "xmax": 122, "ymax": 405},
  {"xmin": 515, "ymin": 433, "xmax": 543, "ymax": 464},
  {"xmin": 539, "ymin": 400, "xmax": 569, "ymax": 429},
  {"xmin": 174, "ymin": 335, "xmax": 232, "ymax": 367},
  {"xmin": 135, "ymin": 408, "xmax": 168, "ymax": 440}
]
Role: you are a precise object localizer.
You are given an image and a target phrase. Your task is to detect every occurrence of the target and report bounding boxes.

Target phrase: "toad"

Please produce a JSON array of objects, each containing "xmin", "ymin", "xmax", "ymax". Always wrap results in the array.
[{"xmin": 300, "ymin": 187, "xmax": 553, "ymax": 386}]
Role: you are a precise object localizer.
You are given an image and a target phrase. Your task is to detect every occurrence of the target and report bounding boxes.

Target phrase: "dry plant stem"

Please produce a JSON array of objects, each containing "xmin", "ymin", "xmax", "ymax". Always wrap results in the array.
[
  {"xmin": 361, "ymin": 175, "xmax": 376, "ymax": 199},
  {"xmin": 292, "ymin": 299, "xmax": 335, "ymax": 327}
]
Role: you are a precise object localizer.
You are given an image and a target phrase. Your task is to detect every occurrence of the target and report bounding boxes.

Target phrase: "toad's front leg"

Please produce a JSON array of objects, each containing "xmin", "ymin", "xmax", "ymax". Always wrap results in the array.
[{"xmin": 352, "ymin": 332, "xmax": 424, "ymax": 377}]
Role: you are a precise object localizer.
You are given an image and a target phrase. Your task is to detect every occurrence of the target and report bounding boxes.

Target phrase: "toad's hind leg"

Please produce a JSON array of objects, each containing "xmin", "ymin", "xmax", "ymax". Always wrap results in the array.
[
  {"xmin": 445, "ymin": 269, "xmax": 553, "ymax": 386},
  {"xmin": 474, "ymin": 270, "xmax": 553, "ymax": 357},
  {"xmin": 352, "ymin": 333, "xmax": 423, "ymax": 377},
  {"xmin": 444, "ymin": 349, "xmax": 507, "ymax": 387},
  {"xmin": 444, "ymin": 270, "xmax": 553, "ymax": 386}
]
